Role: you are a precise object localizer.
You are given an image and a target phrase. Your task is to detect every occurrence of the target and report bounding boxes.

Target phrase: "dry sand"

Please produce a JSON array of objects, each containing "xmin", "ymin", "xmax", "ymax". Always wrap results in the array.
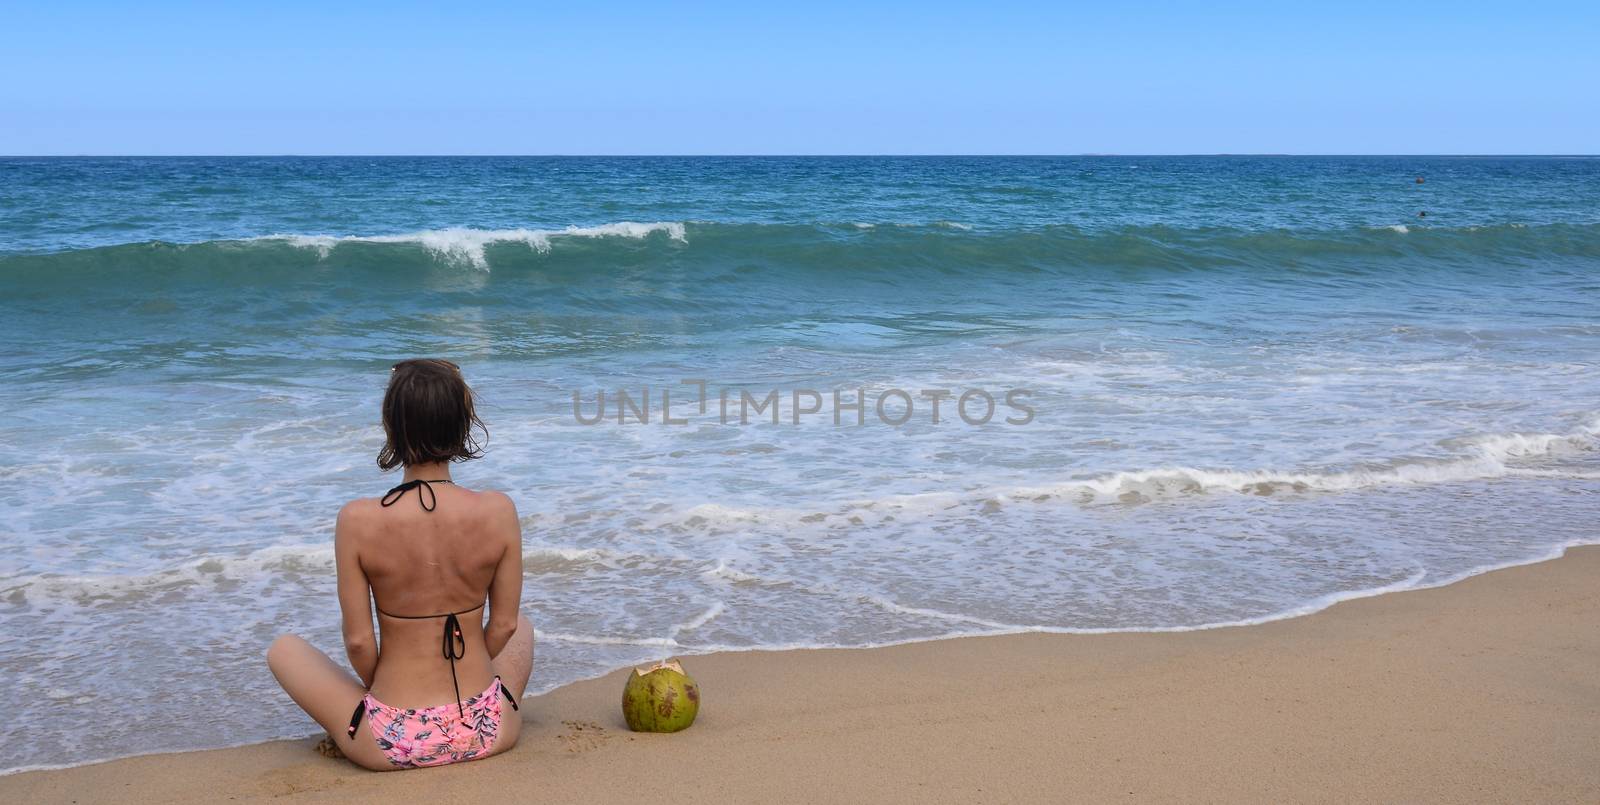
[{"xmin": 6, "ymin": 546, "xmax": 1597, "ymax": 804}]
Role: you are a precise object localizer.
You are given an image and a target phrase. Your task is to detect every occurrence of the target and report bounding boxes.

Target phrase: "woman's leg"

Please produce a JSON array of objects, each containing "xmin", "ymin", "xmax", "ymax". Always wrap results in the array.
[{"xmin": 265, "ymin": 634, "xmax": 391, "ymax": 770}]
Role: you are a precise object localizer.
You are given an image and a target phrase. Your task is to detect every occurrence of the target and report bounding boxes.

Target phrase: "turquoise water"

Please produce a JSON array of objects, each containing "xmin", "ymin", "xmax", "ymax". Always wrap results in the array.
[{"xmin": 2, "ymin": 156, "xmax": 1599, "ymax": 771}]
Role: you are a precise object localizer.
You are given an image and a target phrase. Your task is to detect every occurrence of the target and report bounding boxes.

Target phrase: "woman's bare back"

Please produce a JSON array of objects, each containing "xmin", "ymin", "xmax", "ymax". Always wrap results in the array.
[{"xmin": 338, "ymin": 481, "xmax": 522, "ymax": 708}]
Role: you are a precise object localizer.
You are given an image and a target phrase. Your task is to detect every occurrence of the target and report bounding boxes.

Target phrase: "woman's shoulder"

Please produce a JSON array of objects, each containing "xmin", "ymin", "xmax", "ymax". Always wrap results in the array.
[
  {"xmin": 333, "ymin": 487, "xmax": 516, "ymax": 528},
  {"xmin": 462, "ymin": 487, "xmax": 518, "ymax": 520},
  {"xmin": 469, "ymin": 487, "xmax": 515, "ymax": 506},
  {"xmin": 335, "ymin": 496, "xmax": 383, "ymax": 529},
  {"xmin": 458, "ymin": 489, "xmax": 519, "ymax": 543}
]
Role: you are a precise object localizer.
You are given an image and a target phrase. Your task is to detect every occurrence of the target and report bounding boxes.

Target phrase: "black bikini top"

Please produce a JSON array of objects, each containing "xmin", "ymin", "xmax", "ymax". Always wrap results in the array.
[
  {"xmin": 374, "ymin": 477, "xmax": 481, "ymax": 719},
  {"xmin": 380, "ymin": 477, "xmax": 453, "ymax": 512}
]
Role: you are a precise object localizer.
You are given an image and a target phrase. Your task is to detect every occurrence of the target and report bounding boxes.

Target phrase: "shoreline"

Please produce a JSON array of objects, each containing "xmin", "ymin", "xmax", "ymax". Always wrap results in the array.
[
  {"xmin": 6, "ymin": 543, "xmax": 1598, "ymax": 802},
  {"xmin": 5, "ymin": 539, "xmax": 1593, "ymax": 778},
  {"xmin": 10, "ymin": 538, "xmax": 1596, "ymax": 779}
]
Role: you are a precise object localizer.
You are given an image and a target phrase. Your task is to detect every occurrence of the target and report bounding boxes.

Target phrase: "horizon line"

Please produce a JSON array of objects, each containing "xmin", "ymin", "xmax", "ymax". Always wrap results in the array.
[{"xmin": 3, "ymin": 153, "xmax": 1598, "ymax": 159}]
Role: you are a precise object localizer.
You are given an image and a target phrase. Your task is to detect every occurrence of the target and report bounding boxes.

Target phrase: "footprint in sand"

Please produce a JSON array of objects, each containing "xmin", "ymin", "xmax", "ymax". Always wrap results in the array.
[
  {"xmin": 314, "ymin": 735, "xmax": 345, "ymax": 759},
  {"xmin": 558, "ymin": 720, "xmax": 612, "ymax": 753}
]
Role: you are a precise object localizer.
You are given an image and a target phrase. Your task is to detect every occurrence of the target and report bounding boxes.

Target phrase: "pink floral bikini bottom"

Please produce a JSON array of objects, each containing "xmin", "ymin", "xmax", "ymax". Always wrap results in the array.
[{"xmin": 347, "ymin": 676, "xmax": 520, "ymax": 768}]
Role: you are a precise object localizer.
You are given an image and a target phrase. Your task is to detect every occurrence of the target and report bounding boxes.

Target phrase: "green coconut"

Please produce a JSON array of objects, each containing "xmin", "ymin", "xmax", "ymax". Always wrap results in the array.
[{"xmin": 621, "ymin": 658, "xmax": 700, "ymax": 732}]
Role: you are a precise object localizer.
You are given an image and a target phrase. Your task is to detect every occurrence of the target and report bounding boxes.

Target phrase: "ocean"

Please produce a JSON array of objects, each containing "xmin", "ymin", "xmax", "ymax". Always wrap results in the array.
[{"xmin": 2, "ymin": 155, "xmax": 1598, "ymax": 772}]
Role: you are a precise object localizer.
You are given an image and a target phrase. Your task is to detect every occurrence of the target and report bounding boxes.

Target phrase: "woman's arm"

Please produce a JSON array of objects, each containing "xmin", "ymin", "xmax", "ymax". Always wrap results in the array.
[
  {"xmin": 334, "ymin": 503, "xmax": 379, "ymax": 687},
  {"xmin": 483, "ymin": 492, "xmax": 524, "ymax": 659}
]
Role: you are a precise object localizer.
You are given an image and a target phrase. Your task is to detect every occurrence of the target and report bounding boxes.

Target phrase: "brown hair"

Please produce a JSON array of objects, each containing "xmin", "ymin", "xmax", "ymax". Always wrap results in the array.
[{"xmin": 377, "ymin": 359, "xmax": 487, "ymax": 470}]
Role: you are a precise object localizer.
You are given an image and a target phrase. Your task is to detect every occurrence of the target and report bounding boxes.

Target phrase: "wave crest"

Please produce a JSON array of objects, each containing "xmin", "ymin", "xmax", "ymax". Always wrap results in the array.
[
  {"xmin": 259, "ymin": 221, "xmax": 687, "ymax": 269},
  {"xmin": 6, "ymin": 221, "xmax": 1598, "ymax": 277}
]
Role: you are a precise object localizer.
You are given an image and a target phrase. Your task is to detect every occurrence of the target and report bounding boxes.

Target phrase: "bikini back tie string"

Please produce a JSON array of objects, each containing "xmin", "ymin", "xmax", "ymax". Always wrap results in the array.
[
  {"xmin": 375, "ymin": 602, "xmax": 486, "ymax": 720},
  {"xmin": 375, "ymin": 477, "xmax": 477, "ymax": 719},
  {"xmin": 380, "ymin": 478, "xmax": 453, "ymax": 511}
]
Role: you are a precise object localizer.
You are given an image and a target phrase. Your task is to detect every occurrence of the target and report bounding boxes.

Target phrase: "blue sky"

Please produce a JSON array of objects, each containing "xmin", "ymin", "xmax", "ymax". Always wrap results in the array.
[{"xmin": 2, "ymin": 1, "xmax": 1595, "ymax": 154}]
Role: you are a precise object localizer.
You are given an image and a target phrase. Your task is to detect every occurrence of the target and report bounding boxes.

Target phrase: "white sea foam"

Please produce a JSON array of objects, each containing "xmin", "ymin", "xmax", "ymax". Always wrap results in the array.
[
  {"xmin": 666, "ymin": 601, "xmax": 727, "ymax": 640},
  {"xmin": 989, "ymin": 418, "xmax": 1600, "ymax": 507},
  {"xmin": 535, "ymin": 630, "xmax": 683, "ymax": 647},
  {"xmin": 701, "ymin": 558, "xmax": 762, "ymax": 584},
  {"xmin": 1013, "ymin": 454, "xmax": 1569, "ymax": 507},
  {"xmin": 522, "ymin": 546, "xmax": 642, "ymax": 568},
  {"xmin": 258, "ymin": 222, "xmax": 688, "ymax": 269},
  {"xmin": 625, "ymin": 418, "xmax": 1600, "ymax": 527},
  {"xmin": 0, "ymin": 544, "xmax": 671, "ymax": 605},
  {"xmin": 1465, "ymin": 424, "xmax": 1600, "ymax": 460},
  {"xmin": 858, "ymin": 594, "xmax": 1018, "ymax": 629},
  {"xmin": 5, "ymin": 417, "xmax": 1594, "ymax": 611},
  {"xmin": 511, "ymin": 539, "xmax": 1600, "ymax": 669},
  {"xmin": 0, "ymin": 544, "xmax": 336, "ymax": 606}
]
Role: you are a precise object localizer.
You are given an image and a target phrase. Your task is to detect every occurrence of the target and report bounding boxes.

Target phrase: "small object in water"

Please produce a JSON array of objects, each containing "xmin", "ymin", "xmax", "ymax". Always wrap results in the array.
[
  {"xmin": 1416, "ymin": 176, "xmax": 1425, "ymax": 184},
  {"xmin": 1419, "ymin": 210, "xmax": 1427, "ymax": 218},
  {"xmin": 622, "ymin": 658, "xmax": 700, "ymax": 732}
]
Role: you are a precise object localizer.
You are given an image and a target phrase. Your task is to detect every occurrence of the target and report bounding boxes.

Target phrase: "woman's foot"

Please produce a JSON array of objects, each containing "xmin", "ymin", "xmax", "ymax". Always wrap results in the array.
[{"xmin": 314, "ymin": 735, "xmax": 345, "ymax": 759}]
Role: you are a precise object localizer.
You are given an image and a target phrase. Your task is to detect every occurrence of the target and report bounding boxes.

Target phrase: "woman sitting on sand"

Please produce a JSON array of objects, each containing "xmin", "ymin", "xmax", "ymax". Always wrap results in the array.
[{"xmin": 268, "ymin": 359, "xmax": 534, "ymax": 770}]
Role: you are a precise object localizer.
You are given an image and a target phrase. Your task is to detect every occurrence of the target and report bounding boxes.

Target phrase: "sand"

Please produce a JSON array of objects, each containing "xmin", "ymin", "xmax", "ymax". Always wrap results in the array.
[{"xmin": 6, "ymin": 546, "xmax": 1597, "ymax": 804}]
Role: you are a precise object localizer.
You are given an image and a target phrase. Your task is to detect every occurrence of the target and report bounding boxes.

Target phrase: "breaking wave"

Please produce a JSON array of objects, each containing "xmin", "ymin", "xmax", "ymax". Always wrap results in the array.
[
  {"xmin": 257, "ymin": 221, "xmax": 688, "ymax": 269},
  {"xmin": 3, "ymin": 221, "xmax": 1597, "ymax": 280}
]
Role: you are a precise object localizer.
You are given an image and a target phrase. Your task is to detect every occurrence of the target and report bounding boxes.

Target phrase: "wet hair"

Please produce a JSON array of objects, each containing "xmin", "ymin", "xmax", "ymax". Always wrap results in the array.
[{"xmin": 377, "ymin": 359, "xmax": 487, "ymax": 470}]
